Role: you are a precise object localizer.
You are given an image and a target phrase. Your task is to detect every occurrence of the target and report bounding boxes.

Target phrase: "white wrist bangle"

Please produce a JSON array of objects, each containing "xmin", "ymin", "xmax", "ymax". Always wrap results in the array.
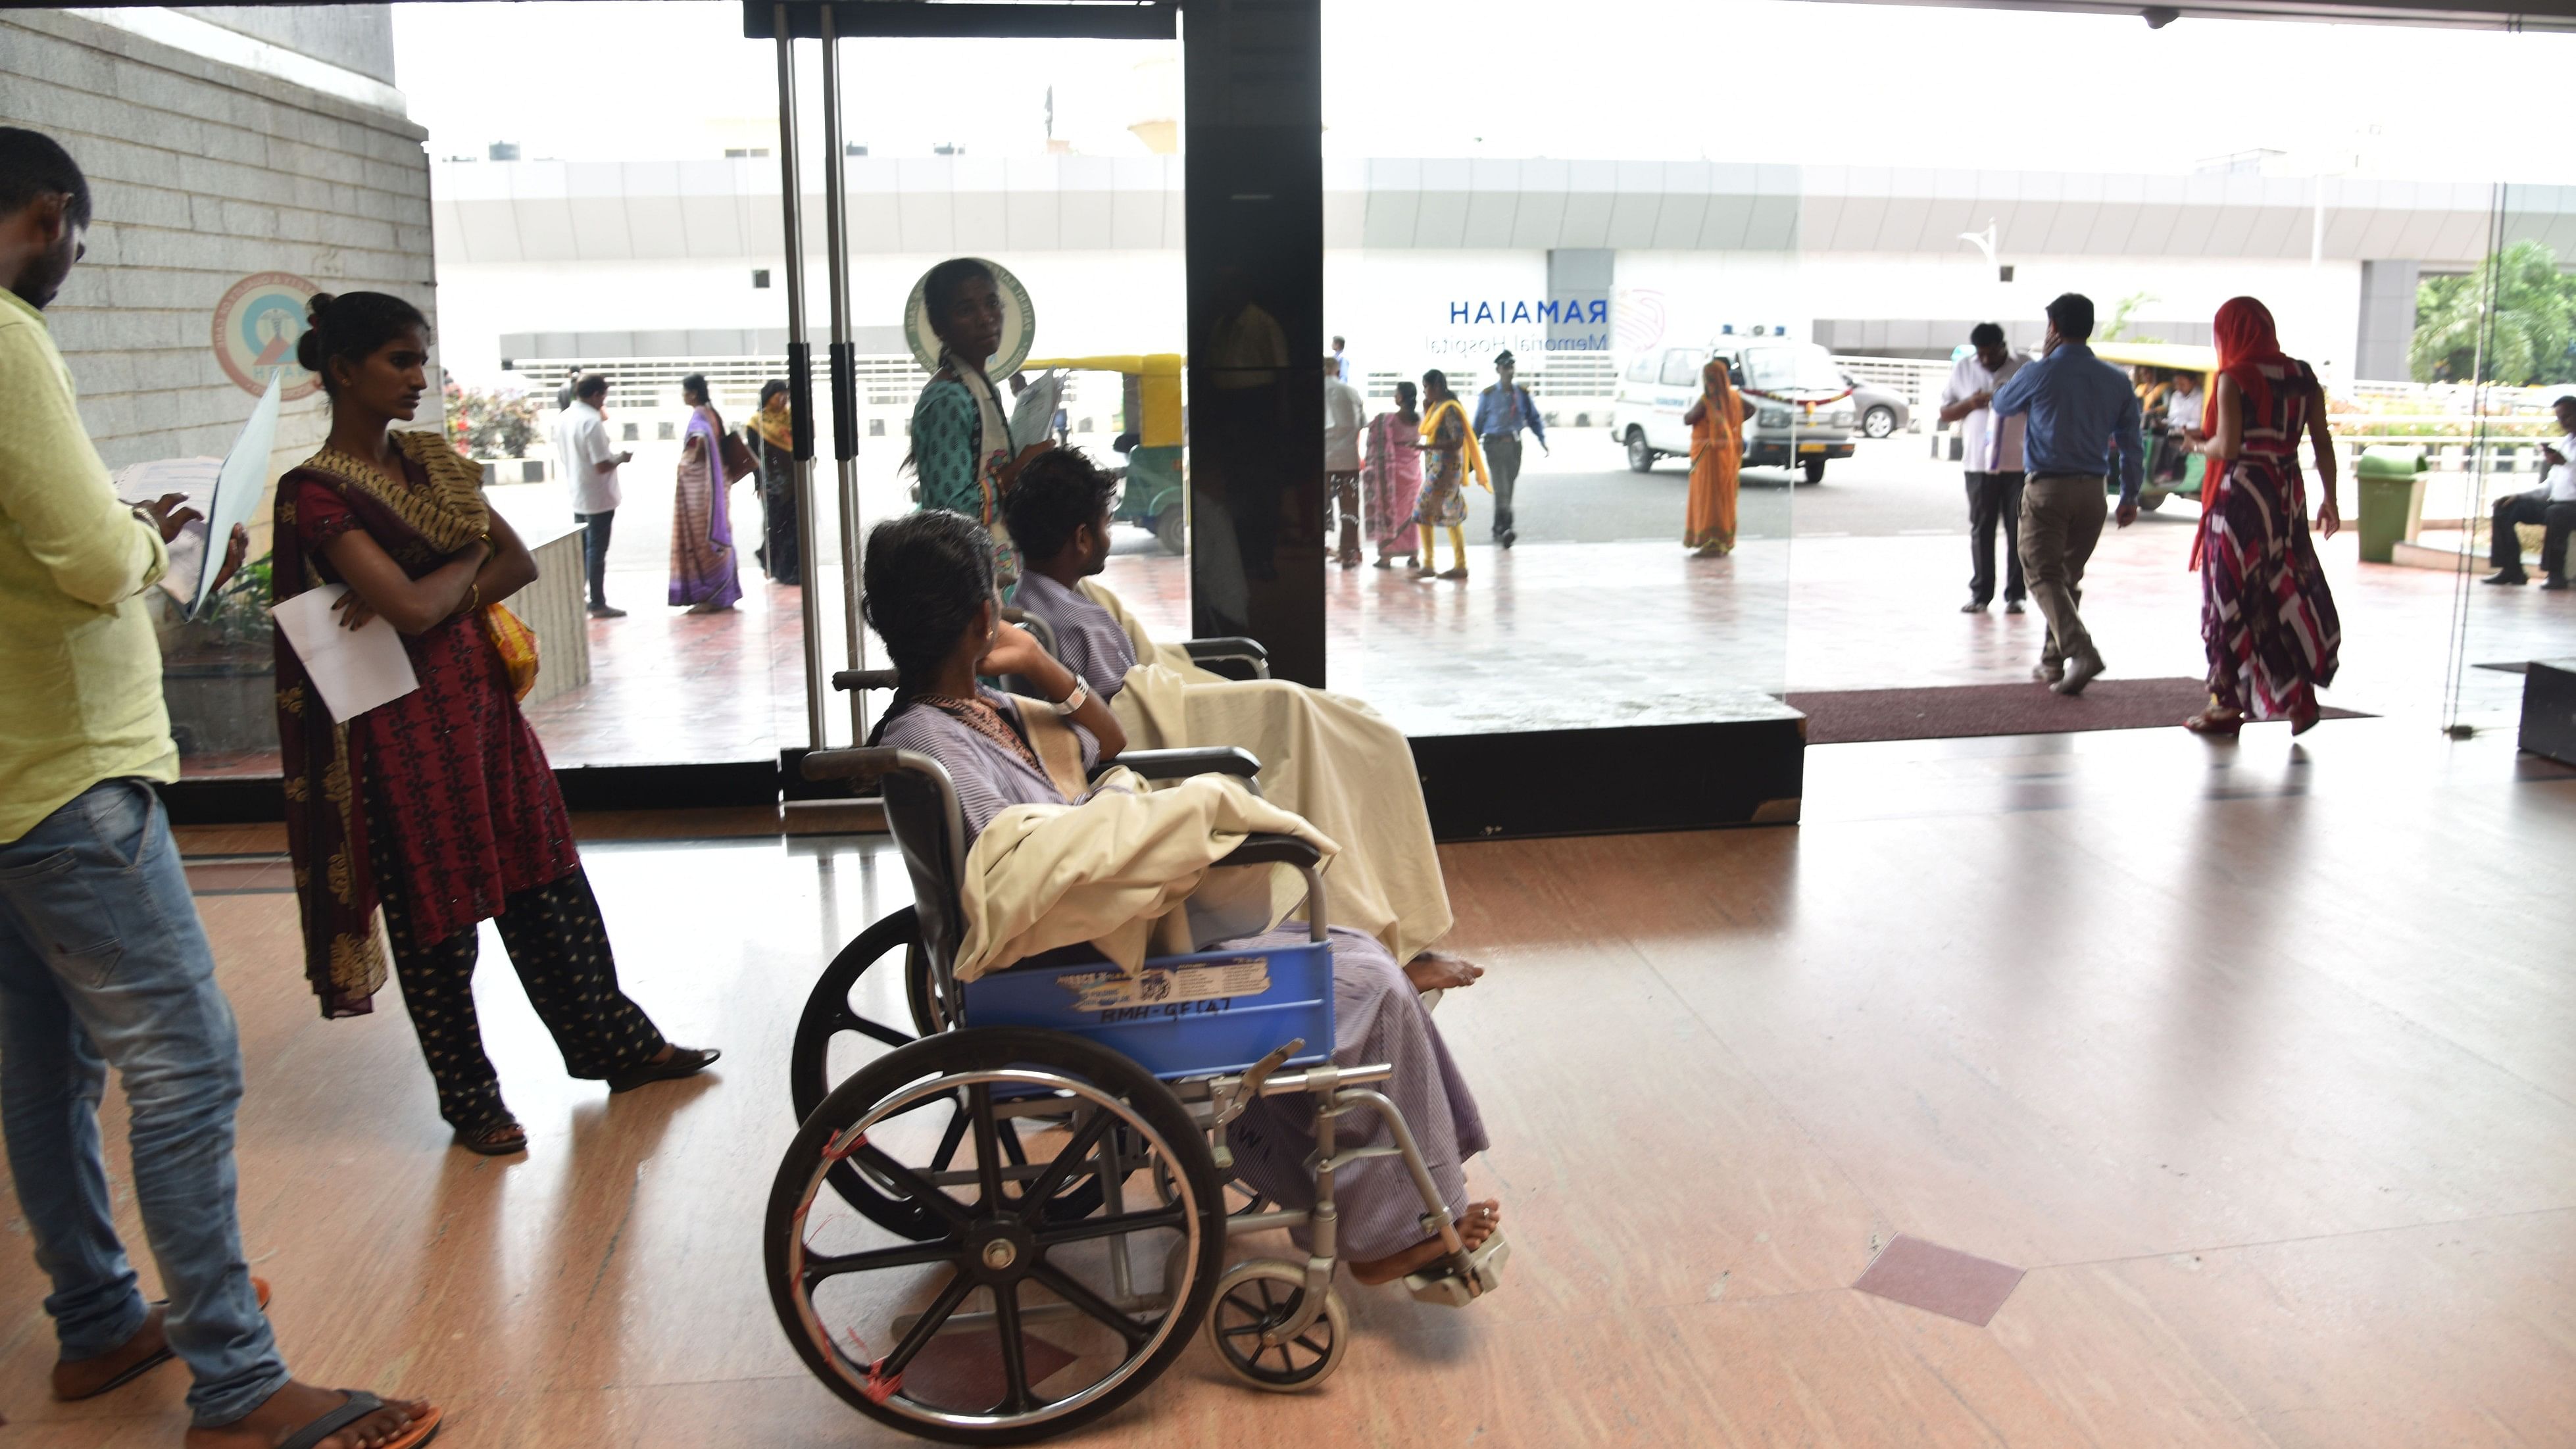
[{"xmin": 1053, "ymin": 680, "xmax": 1089, "ymax": 717}]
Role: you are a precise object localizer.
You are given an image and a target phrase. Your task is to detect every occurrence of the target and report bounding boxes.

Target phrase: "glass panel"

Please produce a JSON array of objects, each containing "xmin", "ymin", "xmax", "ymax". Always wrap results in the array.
[
  {"xmin": 2446, "ymin": 182, "xmax": 2574, "ymax": 733},
  {"xmin": 1318, "ymin": 0, "xmax": 1795, "ymax": 739}
]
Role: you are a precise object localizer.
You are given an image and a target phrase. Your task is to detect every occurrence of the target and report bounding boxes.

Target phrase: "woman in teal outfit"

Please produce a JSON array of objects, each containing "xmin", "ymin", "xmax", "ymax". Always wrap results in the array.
[{"xmin": 906, "ymin": 257, "xmax": 1051, "ymax": 586}]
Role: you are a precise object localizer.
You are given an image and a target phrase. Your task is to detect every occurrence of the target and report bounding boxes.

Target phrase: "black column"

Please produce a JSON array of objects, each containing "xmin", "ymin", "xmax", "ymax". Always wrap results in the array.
[{"xmin": 1182, "ymin": 0, "xmax": 1324, "ymax": 686}]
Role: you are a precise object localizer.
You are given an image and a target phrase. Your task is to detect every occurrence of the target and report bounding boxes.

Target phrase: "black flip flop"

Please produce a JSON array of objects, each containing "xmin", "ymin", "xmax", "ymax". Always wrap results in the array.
[
  {"xmin": 57, "ymin": 1276, "xmax": 271, "ymax": 1401},
  {"xmin": 607, "ymin": 1044, "xmax": 721, "ymax": 1094},
  {"xmin": 282, "ymin": 1392, "xmax": 442, "ymax": 1449}
]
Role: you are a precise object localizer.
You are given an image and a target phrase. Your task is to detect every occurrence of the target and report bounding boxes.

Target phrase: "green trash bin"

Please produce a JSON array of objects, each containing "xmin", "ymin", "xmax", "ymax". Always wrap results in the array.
[{"xmin": 2352, "ymin": 445, "xmax": 2426, "ymax": 564}]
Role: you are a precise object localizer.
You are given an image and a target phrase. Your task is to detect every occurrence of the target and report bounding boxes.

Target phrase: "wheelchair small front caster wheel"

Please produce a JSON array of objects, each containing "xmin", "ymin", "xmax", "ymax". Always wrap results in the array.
[{"xmin": 1205, "ymin": 1259, "xmax": 1349, "ymax": 1392}]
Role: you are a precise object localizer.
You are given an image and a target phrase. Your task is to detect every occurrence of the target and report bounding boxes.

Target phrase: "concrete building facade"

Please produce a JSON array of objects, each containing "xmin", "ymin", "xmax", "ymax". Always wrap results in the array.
[
  {"xmin": 428, "ymin": 153, "xmax": 2566, "ymax": 399},
  {"xmin": 0, "ymin": 6, "xmax": 438, "ymax": 479}
]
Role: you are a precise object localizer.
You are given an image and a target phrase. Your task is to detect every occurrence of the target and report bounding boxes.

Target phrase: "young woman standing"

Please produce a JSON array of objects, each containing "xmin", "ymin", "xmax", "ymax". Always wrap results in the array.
[{"xmin": 274, "ymin": 291, "xmax": 717, "ymax": 1156}]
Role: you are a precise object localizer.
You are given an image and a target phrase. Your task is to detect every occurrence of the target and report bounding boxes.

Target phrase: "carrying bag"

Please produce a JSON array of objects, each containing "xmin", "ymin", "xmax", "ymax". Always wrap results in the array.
[
  {"xmin": 482, "ymin": 603, "xmax": 540, "ymax": 701},
  {"xmin": 719, "ymin": 431, "xmax": 758, "ymax": 485}
]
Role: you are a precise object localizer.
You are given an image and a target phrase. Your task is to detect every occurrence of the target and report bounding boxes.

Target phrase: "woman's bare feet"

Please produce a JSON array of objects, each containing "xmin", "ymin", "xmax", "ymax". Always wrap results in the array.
[
  {"xmin": 186, "ymin": 1381, "xmax": 434, "ymax": 1449},
  {"xmin": 2183, "ymin": 704, "xmax": 2243, "ymax": 736},
  {"xmin": 1349, "ymin": 1200, "xmax": 1501, "ymax": 1286},
  {"xmin": 1402, "ymin": 950, "xmax": 1483, "ymax": 994}
]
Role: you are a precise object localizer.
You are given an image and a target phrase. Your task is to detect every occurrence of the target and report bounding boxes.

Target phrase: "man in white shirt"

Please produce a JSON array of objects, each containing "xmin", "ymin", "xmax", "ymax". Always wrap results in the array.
[
  {"xmin": 1935, "ymin": 322, "xmax": 2029, "ymax": 614},
  {"xmin": 551, "ymin": 372, "xmax": 630, "ymax": 618},
  {"xmin": 1324, "ymin": 353, "xmax": 1367, "ymax": 568},
  {"xmin": 2485, "ymin": 393, "xmax": 2576, "ymax": 590}
]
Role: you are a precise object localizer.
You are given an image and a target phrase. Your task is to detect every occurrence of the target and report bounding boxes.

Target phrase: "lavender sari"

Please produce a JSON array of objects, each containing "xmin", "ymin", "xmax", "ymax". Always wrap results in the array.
[
  {"xmin": 879, "ymin": 694, "xmax": 1489, "ymax": 1260},
  {"xmin": 669, "ymin": 405, "xmax": 743, "ymax": 608}
]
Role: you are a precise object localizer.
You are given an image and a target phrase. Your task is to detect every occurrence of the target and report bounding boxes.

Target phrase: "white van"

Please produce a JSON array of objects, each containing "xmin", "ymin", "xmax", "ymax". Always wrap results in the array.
[{"xmin": 1610, "ymin": 339, "xmax": 1858, "ymax": 484}]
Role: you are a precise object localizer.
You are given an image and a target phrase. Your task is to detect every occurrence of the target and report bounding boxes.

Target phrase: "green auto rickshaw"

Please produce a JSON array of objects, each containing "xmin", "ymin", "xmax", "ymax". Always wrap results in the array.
[{"xmin": 2091, "ymin": 340, "xmax": 2217, "ymax": 512}]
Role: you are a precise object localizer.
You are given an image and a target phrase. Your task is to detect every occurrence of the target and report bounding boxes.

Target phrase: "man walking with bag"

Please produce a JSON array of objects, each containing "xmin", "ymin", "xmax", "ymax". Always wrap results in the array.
[{"xmin": 1989, "ymin": 293, "xmax": 2143, "ymax": 695}]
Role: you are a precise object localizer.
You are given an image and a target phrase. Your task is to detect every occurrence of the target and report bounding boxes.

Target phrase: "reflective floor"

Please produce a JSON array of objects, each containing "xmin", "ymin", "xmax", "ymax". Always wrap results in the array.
[{"xmin": 9, "ymin": 720, "xmax": 2575, "ymax": 1445}]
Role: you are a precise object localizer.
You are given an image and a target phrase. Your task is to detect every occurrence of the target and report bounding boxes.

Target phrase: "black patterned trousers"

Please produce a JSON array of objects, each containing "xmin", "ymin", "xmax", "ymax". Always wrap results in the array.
[{"xmin": 371, "ymin": 854, "xmax": 666, "ymax": 1132}]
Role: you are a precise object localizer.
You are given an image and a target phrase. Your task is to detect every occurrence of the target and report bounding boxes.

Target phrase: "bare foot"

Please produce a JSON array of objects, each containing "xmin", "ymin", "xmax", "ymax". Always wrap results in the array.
[
  {"xmin": 55, "ymin": 1279, "xmax": 272, "ymax": 1400},
  {"xmin": 186, "ymin": 1381, "xmax": 435, "ymax": 1449},
  {"xmin": 1349, "ymin": 1200, "xmax": 1501, "ymax": 1286},
  {"xmin": 1403, "ymin": 951, "xmax": 1484, "ymax": 994},
  {"xmin": 52, "ymin": 1305, "xmax": 167, "ymax": 1399}
]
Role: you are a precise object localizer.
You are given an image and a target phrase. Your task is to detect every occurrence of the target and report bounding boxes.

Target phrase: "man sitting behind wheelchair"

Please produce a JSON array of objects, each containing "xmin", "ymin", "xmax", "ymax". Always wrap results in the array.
[
  {"xmin": 864, "ymin": 510, "xmax": 1500, "ymax": 1284},
  {"xmin": 1003, "ymin": 449, "xmax": 1481, "ymax": 997}
]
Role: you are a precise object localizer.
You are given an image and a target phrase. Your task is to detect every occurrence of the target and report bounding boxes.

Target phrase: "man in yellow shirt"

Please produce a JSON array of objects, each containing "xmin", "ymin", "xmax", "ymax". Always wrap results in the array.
[{"xmin": 0, "ymin": 128, "xmax": 436, "ymax": 1449}]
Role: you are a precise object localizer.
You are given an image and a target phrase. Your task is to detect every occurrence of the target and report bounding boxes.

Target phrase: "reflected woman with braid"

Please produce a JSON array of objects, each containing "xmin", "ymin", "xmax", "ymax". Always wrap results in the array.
[{"xmin": 905, "ymin": 257, "xmax": 1053, "ymax": 589}]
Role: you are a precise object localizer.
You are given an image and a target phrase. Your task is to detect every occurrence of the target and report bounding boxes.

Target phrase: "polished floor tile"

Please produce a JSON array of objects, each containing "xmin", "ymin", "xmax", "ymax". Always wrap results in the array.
[{"xmin": 11, "ymin": 726, "xmax": 2576, "ymax": 1446}]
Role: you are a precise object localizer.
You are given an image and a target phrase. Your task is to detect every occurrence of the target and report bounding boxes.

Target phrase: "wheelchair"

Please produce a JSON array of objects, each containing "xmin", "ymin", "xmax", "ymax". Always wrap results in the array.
[
  {"xmin": 771, "ymin": 696, "xmax": 1501, "ymax": 1443},
  {"xmin": 787, "ymin": 612, "xmax": 1265, "ymax": 1122}
]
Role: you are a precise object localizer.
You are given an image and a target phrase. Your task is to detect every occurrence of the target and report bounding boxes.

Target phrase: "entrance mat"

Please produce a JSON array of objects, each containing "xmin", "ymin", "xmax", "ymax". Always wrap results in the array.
[{"xmin": 1787, "ymin": 677, "xmax": 2370, "ymax": 745}]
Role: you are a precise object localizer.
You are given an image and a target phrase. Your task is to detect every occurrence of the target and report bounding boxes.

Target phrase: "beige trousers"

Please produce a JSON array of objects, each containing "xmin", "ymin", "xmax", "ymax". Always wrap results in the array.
[{"xmin": 2017, "ymin": 472, "xmax": 2108, "ymax": 666}]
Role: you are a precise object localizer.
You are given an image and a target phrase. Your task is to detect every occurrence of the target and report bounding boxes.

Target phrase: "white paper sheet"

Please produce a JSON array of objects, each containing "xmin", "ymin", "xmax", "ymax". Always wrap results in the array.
[
  {"xmin": 190, "ymin": 374, "xmax": 282, "ymax": 620},
  {"xmin": 114, "ymin": 456, "xmax": 222, "ymax": 607},
  {"xmin": 1010, "ymin": 370, "xmax": 1062, "ymax": 451},
  {"xmin": 270, "ymin": 583, "xmax": 419, "ymax": 722}
]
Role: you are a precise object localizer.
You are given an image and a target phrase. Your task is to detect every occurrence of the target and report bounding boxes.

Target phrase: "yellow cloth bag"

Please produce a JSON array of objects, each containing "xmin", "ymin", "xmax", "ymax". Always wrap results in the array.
[{"xmin": 482, "ymin": 604, "xmax": 539, "ymax": 701}]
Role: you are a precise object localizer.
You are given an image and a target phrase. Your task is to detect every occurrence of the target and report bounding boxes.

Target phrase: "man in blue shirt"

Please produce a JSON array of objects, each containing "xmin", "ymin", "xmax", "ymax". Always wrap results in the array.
[
  {"xmin": 1472, "ymin": 349, "xmax": 1547, "ymax": 549},
  {"xmin": 1987, "ymin": 293, "xmax": 2143, "ymax": 696}
]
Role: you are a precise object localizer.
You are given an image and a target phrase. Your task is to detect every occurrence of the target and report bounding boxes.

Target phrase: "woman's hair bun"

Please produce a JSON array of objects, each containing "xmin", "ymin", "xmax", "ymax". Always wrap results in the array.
[{"xmin": 305, "ymin": 291, "xmax": 336, "ymax": 322}]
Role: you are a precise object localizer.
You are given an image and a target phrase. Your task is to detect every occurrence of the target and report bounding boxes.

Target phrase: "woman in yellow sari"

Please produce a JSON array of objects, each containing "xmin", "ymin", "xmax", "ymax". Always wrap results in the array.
[
  {"xmin": 1683, "ymin": 356, "xmax": 1753, "ymax": 556},
  {"xmin": 1410, "ymin": 368, "xmax": 1489, "ymax": 581}
]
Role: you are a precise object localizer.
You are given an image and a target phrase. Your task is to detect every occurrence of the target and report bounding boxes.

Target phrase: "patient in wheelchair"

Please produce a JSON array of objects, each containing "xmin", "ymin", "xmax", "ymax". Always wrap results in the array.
[
  {"xmin": 1003, "ymin": 451, "xmax": 1481, "ymax": 998},
  {"xmin": 864, "ymin": 510, "xmax": 1501, "ymax": 1283}
]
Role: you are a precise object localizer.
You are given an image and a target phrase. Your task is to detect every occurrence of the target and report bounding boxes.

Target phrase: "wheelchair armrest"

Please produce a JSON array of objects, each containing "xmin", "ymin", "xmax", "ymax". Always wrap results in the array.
[
  {"xmin": 832, "ymin": 668, "xmax": 902, "ymax": 693},
  {"xmin": 802, "ymin": 746, "xmax": 899, "ymax": 783},
  {"xmin": 1214, "ymin": 831, "xmax": 1322, "ymax": 871},
  {"xmin": 1181, "ymin": 637, "xmax": 1271, "ymax": 679},
  {"xmin": 1105, "ymin": 747, "xmax": 1263, "ymax": 783}
]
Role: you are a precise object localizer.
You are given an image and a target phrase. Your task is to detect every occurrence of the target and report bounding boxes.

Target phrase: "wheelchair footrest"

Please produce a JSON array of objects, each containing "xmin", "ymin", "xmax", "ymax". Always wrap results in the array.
[{"xmin": 1403, "ymin": 1229, "xmax": 1508, "ymax": 1308}]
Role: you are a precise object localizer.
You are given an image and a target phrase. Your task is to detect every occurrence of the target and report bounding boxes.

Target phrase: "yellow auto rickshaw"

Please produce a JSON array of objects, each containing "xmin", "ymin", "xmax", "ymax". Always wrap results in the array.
[
  {"xmin": 2090, "ymin": 340, "xmax": 2217, "ymax": 511},
  {"xmin": 1018, "ymin": 353, "xmax": 1187, "ymax": 553}
]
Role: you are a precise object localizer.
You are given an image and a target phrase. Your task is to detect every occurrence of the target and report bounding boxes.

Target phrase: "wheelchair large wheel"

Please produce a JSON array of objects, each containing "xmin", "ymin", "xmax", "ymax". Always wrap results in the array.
[
  {"xmin": 768, "ymin": 1026, "xmax": 1227, "ymax": 1444},
  {"xmin": 1205, "ymin": 1259, "xmax": 1350, "ymax": 1392},
  {"xmin": 792, "ymin": 911, "xmax": 1105, "ymax": 1241},
  {"xmin": 790, "ymin": 906, "xmax": 933, "ymax": 1127}
]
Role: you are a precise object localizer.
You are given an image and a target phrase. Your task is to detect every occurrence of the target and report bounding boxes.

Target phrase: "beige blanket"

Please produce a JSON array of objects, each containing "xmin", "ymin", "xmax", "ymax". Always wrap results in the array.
[
  {"xmin": 1081, "ymin": 579, "xmax": 1454, "ymax": 965},
  {"xmin": 956, "ymin": 767, "xmax": 1339, "ymax": 982}
]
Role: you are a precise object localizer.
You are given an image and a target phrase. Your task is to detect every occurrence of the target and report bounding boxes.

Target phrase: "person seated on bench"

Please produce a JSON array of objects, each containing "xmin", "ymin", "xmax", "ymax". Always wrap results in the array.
[
  {"xmin": 1001, "ymin": 451, "xmax": 1480, "ymax": 996},
  {"xmin": 862, "ymin": 510, "xmax": 1501, "ymax": 1283},
  {"xmin": 2483, "ymin": 394, "xmax": 2576, "ymax": 591}
]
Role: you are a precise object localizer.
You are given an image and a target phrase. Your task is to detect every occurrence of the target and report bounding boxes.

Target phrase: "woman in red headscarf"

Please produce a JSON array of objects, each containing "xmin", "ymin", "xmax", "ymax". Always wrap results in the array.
[{"xmin": 2185, "ymin": 297, "xmax": 2342, "ymax": 735}]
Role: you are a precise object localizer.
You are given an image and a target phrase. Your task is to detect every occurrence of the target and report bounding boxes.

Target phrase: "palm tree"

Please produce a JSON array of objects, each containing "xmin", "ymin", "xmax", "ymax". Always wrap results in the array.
[{"xmin": 2411, "ymin": 240, "xmax": 2576, "ymax": 385}]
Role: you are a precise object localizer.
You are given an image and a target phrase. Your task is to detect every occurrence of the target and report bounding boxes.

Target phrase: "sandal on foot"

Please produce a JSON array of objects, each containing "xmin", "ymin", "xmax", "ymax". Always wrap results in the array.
[
  {"xmin": 280, "ymin": 1392, "xmax": 442, "ymax": 1449},
  {"xmin": 452, "ymin": 1117, "xmax": 527, "ymax": 1157},
  {"xmin": 2183, "ymin": 707, "xmax": 2242, "ymax": 736},
  {"xmin": 55, "ymin": 1278, "xmax": 272, "ymax": 1400},
  {"xmin": 607, "ymin": 1044, "xmax": 720, "ymax": 1094}
]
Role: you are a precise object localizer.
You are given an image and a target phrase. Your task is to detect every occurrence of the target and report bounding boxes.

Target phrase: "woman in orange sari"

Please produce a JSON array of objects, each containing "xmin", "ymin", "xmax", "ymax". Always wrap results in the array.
[{"xmin": 1683, "ymin": 356, "xmax": 1753, "ymax": 556}]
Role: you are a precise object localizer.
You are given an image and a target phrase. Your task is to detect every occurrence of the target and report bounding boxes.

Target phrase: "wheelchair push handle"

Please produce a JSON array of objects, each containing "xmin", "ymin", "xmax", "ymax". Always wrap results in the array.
[
  {"xmin": 831, "ymin": 668, "xmax": 901, "ymax": 693},
  {"xmin": 801, "ymin": 746, "xmax": 901, "ymax": 783}
]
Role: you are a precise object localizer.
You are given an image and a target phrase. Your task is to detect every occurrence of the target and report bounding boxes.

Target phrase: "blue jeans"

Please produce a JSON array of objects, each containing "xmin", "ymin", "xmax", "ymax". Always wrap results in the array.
[{"xmin": 0, "ymin": 778, "xmax": 287, "ymax": 1427}]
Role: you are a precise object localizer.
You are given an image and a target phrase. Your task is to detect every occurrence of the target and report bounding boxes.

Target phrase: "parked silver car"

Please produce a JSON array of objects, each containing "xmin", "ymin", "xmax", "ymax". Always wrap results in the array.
[{"xmin": 1845, "ymin": 374, "xmax": 1912, "ymax": 439}]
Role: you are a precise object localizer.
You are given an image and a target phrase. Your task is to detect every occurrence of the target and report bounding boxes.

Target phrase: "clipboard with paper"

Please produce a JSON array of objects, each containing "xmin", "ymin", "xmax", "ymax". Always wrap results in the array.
[{"xmin": 114, "ymin": 374, "xmax": 281, "ymax": 620}]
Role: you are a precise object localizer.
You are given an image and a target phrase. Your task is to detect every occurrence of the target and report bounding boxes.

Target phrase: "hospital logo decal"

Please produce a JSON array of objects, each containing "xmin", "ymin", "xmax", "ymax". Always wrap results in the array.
[{"xmin": 211, "ymin": 272, "xmax": 320, "ymax": 400}]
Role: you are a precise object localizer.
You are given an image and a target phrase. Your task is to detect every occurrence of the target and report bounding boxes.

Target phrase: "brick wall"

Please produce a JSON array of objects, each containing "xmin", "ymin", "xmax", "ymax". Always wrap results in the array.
[{"xmin": 0, "ymin": 7, "xmax": 439, "ymax": 502}]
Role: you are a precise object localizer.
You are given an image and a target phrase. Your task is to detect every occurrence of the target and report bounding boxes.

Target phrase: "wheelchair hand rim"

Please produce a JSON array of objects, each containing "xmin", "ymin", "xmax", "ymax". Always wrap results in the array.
[{"xmin": 781, "ymin": 1065, "xmax": 1210, "ymax": 1434}]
